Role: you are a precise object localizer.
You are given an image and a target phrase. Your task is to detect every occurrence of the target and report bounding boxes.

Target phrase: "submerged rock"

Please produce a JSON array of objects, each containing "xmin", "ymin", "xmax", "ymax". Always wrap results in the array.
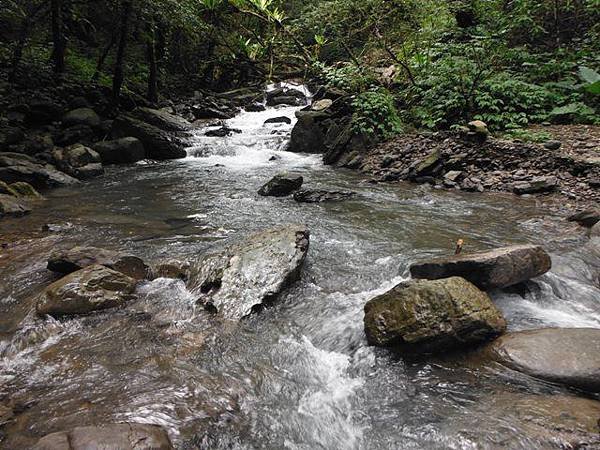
[
  {"xmin": 293, "ymin": 189, "xmax": 355, "ymax": 203},
  {"xmin": 36, "ymin": 265, "xmax": 136, "ymax": 317},
  {"xmin": 92, "ymin": 137, "xmax": 146, "ymax": 164},
  {"xmin": 410, "ymin": 244, "xmax": 552, "ymax": 290},
  {"xmin": 486, "ymin": 328, "xmax": 600, "ymax": 392},
  {"xmin": 32, "ymin": 423, "xmax": 173, "ymax": 450},
  {"xmin": 258, "ymin": 173, "xmax": 303, "ymax": 197},
  {"xmin": 48, "ymin": 246, "xmax": 150, "ymax": 280},
  {"xmin": 151, "ymin": 259, "xmax": 191, "ymax": 281},
  {"xmin": 364, "ymin": 277, "xmax": 506, "ymax": 353},
  {"xmin": 188, "ymin": 225, "xmax": 310, "ymax": 320},
  {"xmin": 0, "ymin": 152, "xmax": 79, "ymax": 189}
]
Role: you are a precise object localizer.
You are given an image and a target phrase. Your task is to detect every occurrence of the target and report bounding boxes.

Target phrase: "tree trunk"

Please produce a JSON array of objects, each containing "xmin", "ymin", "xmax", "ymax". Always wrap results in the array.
[
  {"xmin": 51, "ymin": 0, "xmax": 66, "ymax": 74},
  {"xmin": 93, "ymin": 33, "xmax": 116, "ymax": 81},
  {"xmin": 146, "ymin": 21, "xmax": 158, "ymax": 103},
  {"xmin": 112, "ymin": 0, "xmax": 132, "ymax": 100},
  {"xmin": 10, "ymin": 3, "xmax": 47, "ymax": 82}
]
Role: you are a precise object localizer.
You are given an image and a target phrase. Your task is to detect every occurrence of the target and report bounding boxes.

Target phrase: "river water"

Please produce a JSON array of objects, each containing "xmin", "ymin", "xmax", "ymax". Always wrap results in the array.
[{"xmin": 1, "ymin": 88, "xmax": 599, "ymax": 449}]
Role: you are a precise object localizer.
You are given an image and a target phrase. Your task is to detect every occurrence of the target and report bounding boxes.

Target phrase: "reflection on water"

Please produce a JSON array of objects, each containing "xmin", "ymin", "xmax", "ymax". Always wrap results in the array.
[{"xmin": 0, "ymin": 90, "xmax": 599, "ymax": 449}]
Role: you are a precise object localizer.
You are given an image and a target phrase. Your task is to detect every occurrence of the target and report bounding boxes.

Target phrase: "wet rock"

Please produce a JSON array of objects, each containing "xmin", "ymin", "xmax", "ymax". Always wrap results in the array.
[
  {"xmin": 293, "ymin": 189, "xmax": 355, "ymax": 203},
  {"xmin": 31, "ymin": 423, "xmax": 173, "ymax": 450},
  {"xmin": 543, "ymin": 140, "xmax": 562, "ymax": 150},
  {"xmin": 410, "ymin": 244, "xmax": 551, "ymax": 290},
  {"xmin": 512, "ymin": 176, "xmax": 558, "ymax": 195},
  {"xmin": 486, "ymin": 328, "xmax": 600, "ymax": 392},
  {"xmin": 191, "ymin": 104, "xmax": 233, "ymax": 120},
  {"xmin": 48, "ymin": 246, "xmax": 150, "ymax": 280},
  {"xmin": 568, "ymin": 209, "xmax": 600, "ymax": 228},
  {"xmin": 55, "ymin": 124, "xmax": 95, "ymax": 147},
  {"xmin": 258, "ymin": 173, "xmax": 303, "ymax": 197},
  {"xmin": 204, "ymin": 126, "xmax": 242, "ymax": 137},
  {"xmin": 288, "ymin": 114, "xmax": 326, "ymax": 154},
  {"xmin": 188, "ymin": 225, "xmax": 310, "ymax": 320},
  {"xmin": 268, "ymin": 96, "xmax": 303, "ymax": 107},
  {"xmin": 131, "ymin": 107, "xmax": 191, "ymax": 132},
  {"xmin": 152, "ymin": 259, "xmax": 191, "ymax": 281},
  {"xmin": 264, "ymin": 116, "xmax": 292, "ymax": 125},
  {"xmin": 9, "ymin": 181, "xmax": 42, "ymax": 197},
  {"xmin": 410, "ymin": 150, "xmax": 442, "ymax": 178},
  {"xmin": 245, "ymin": 103, "xmax": 266, "ymax": 112},
  {"xmin": 364, "ymin": 277, "xmax": 506, "ymax": 352},
  {"xmin": 36, "ymin": 264, "xmax": 137, "ymax": 317},
  {"xmin": 0, "ymin": 194, "xmax": 31, "ymax": 218},
  {"xmin": 92, "ymin": 137, "xmax": 146, "ymax": 164},
  {"xmin": 25, "ymin": 100, "xmax": 64, "ymax": 125},
  {"xmin": 62, "ymin": 108, "xmax": 101, "ymax": 128},
  {"xmin": 0, "ymin": 152, "xmax": 79, "ymax": 189},
  {"xmin": 0, "ymin": 180, "xmax": 17, "ymax": 196},
  {"xmin": 51, "ymin": 144, "xmax": 104, "ymax": 180},
  {"xmin": 111, "ymin": 115, "xmax": 186, "ymax": 160}
]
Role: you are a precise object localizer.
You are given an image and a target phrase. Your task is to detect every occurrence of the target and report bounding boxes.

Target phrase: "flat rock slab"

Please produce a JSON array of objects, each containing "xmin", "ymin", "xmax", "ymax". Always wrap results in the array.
[
  {"xmin": 486, "ymin": 328, "xmax": 600, "ymax": 392},
  {"xmin": 410, "ymin": 244, "xmax": 552, "ymax": 290},
  {"xmin": 188, "ymin": 225, "xmax": 310, "ymax": 320},
  {"xmin": 37, "ymin": 264, "xmax": 136, "ymax": 317},
  {"xmin": 32, "ymin": 423, "xmax": 173, "ymax": 450},
  {"xmin": 364, "ymin": 277, "xmax": 506, "ymax": 353},
  {"xmin": 0, "ymin": 152, "xmax": 79, "ymax": 189},
  {"xmin": 293, "ymin": 189, "xmax": 355, "ymax": 203},
  {"xmin": 48, "ymin": 246, "xmax": 150, "ymax": 280}
]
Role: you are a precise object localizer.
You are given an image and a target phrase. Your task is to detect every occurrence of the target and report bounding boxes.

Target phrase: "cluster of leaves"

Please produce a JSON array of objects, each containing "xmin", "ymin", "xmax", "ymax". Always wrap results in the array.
[{"xmin": 351, "ymin": 87, "xmax": 403, "ymax": 139}]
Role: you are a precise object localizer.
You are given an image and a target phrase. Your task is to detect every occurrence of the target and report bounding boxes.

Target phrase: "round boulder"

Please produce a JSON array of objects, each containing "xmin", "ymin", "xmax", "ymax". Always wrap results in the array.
[
  {"xmin": 92, "ymin": 137, "xmax": 146, "ymax": 164},
  {"xmin": 62, "ymin": 108, "xmax": 101, "ymax": 128},
  {"xmin": 364, "ymin": 277, "xmax": 507, "ymax": 353},
  {"xmin": 258, "ymin": 173, "xmax": 303, "ymax": 197}
]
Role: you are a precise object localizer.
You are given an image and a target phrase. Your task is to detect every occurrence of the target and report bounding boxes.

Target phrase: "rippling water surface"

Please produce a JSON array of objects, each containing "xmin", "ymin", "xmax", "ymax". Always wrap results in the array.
[{"xmin": 1, "ymin": 87, "xmax": 599, "ymax": 449}]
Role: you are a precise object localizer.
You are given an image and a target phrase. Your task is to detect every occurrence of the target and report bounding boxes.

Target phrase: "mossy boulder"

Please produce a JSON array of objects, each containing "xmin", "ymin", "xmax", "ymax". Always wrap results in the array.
[{"xmin": 364, "ymin": 277, "xmax": 506, "ymax": 353}]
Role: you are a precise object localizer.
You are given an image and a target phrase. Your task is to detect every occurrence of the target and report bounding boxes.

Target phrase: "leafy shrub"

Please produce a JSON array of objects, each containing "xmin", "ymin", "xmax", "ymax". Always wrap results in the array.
[
  {"xmin": 313, "ymin": 61, "xmax": 375, "ymax": 93},
  {"xmin": 351, "ymin": 88, "xmax": 403, "ymax": 139}
]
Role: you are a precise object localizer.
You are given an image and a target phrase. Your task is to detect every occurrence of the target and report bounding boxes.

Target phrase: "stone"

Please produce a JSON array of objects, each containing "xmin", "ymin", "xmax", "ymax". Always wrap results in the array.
[
  {"xmin": 0, "ymin": 194, "xmax": 31, "ymax": 218},
  {"xmin": 486, "ymin": 328, "xmax": 600, "ymax": 392},
  {"xmin": 444, "ymin": 170, "xmax": 464, "ymax": 182},
  {"xmin": 293, "ymin": 189, "xmax": 355, "ymax": 203},
  {"xmin": 62, "ymin": 108, "xmax": 101, "ymax": 128},
  {"xmin": 568, "ymin": 209, "xmax": 600, "ymax": 228},
  {"xmin": 187, "ymin": 225, "xmax": 310, "ymax": 320},
  {"xmin": 592, "ymin": 222, "xmax": 600, "ymax": 238},
  {"xmin": 55, "ymin": 124, "xmax": 95, "ymax": 146},
  {"xmin": 48, "ymin": 246, "xmax": 150, "ymax": 280},
  {"xmin": 0, "ymin": 180, "xmax": 17, "ymax": 196},
  {"xmin": 311, "ymin": 99, "xmax": 333, "ymax": 111},
  {"xmin": 111, "ymin": 115, "xmax": 186, "ymax": 160},
  {"xmin": 258, "ymin": 173, "xmax": 303, "ymax": 197},
  {"xmin": 92, "ymin": 137, "xmax": 146, "ymax": 164},
  {"xmin": 25, "ymin": 100, "xmax": 64, "ymax": 125},
  {"xmin": 52, "ymin": 144, "xmax": 104, "ymax": 180},
  {"xmin": 268, "ymin": 96, "xmax": 303, "ymax": 107},
  {"xmin": 513, "ymin": 176, "xmax": 558, "ymax": 195},
  {"xmin": 31, "ymin": 423, "xmax": 173, "ymax": 450},
  {"xmin": 9, "ymin": 181, "xmax": 42, "ymax": 197},
  {"xmin": 410, "ymin": 244, "xmax": 552, "ymax": 290},
  {"xmin": 36, "ymin": 265, "xmax": 137, "ymax": 317},
  {"xmin": 264, "ymin": 116, "xmax": 292, "ymax": 125},
  {"xmin": 0, "ymin": 152, "xmax": 79, "ymax": 189},
  {"xmin": 191, "ymin": 105, "xmax": 233, "ymax": 120},
  {"xmin": 364, "ymin": 277, "xmax": 506, "ymax": 352},
  {"xmin": 543, "ymin": 140, "xmax": 562, "ymax": 150},
  {"xmin": 411, "ymin": 150, "xmax": 442, "ymax": 178},
  {"xmin": 132, "ymin": 107, "xmax": 191, "ymax": 132},
  {"xmin": 467, "ymin": 120, "xmax": 489, "ymax": 141},
  {"xmin": 288, "ymin": 114, "xmax": 326, "ymax": 154},
  {"xmin": 246, "ymin": 103, "xmax": 266, "ymax": 112},
  {"xmin": 204, "ymin": 126, "xmax": 242, "ymax": 137},
  {"xmin": 152, "ymin": 259, "xmax": 191, "ymax": 281}
]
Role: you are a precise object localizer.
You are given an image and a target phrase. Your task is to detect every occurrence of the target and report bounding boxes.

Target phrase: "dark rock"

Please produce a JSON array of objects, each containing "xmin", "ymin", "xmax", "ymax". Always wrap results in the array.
[
  {"xmin": 0, "ymin": 194, "xmax": 31, "ymax": 218},
  {"xmin": 0, "ymin": 126, "xmax": 24, "ymax": 146},
  {"xmin": 191, "ymin": 105, "xmax": 233, "ymax": 120},
  {"xmin": 55, "ymin": 124, "xmax": 95, "ymax": 146},
  {"xmin": 268, "ymin": 96, "xmax": 303, "ymax": 107},
  {"xmin": 31, "ymin": 423, "xmax": 173, "ymax": 450},
  {"xmin": 513, "ymin": 176, "xmax": 558, "ymax": 195},
  {"xmin": 364, "ymin": 277, "xmax": 506, "ymax": 352},
  {"xmin": 204, "ymin": 126, "xmax": 242, "ymax": 137},
  {"xmin": 293, "ymin": 189, "xmax": 355, "ymax": 203},
  {"xmin": 258, "ymin": 173, "xmax": 303, "ymax": 197},
  {"xmin": 62, "ymin": 108, "xmax": 101, "ymax": 128},
  {"xmin": 264, "ymin": 116, "xmax": 292, "ymax": 125},
  {"xmin": 288, "ymin": 114, "xmax": 326, "ymax": 154},
  {"xmin": 567, "ymin": 209, "xmax": 600, "ymax": 228},
  {"xmin": 111, "ymin": 115, "xmax": 186, "ymax": 160},
  {"xmin": 0, "ymin": 152, "xmax": 79, "ymax": 189},
  {"xmin": 485, "ymin": 328, "xmax": 600, "ymax": 392},
  {"xmin": 187, "ymin": 225, "xmax": 310, "ymax": 320},
  {"xmin": 246, "ymin": 103, "xmax": 266, "ymax": 112},
  {"xmin": 410, "ymin": 244, "xmax": 552, "ymax": 290},
  {"xmin": 68, "ymin": 96, "xmax": 90, "ymax": 109},
  {"xmin": 25, "ymin": 100, "xmax": 64, "ymax": 125},
  {"xmin": 151, "ymin": 259, "xmax": 191, "ymax": 281},
  {"xmin": 48, "ymin": 246, "xmax": 150, "ymax": 280},
  {"xmin": 132, "ymin": 107, "xmax": 191, "ymax": 132},
  {"xmin": 410, "ymin": 150, "xmax": 442, "ymax": 178},
  {"xmin": 36, "ymin": 265, "xmax": 137, "ymax": 317},
  {"xmin": 52, "ymin": 144, "xmax": 104, "ymax": 180},
  {"xmin": 92, "ymin": 137, "xmax": 146, "ymax": 164},
  {"xmin": 543, "ymin": 140, "xmax": 562, "ymax": 150}
]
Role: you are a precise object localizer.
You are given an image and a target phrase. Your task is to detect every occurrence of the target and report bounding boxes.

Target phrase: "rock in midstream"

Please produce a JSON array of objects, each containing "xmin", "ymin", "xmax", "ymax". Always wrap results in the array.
[
  {"xmin": 364, "ymin": 277, "xmax": 507, "ymax": 353},
  {"xmin": 31, "ymin": 423, "xmax": 173, "ymax": 450},
  {"xmin": 187, "ymin": 225, "xmax": 310, "ymax": 320},
  {"xmin": 410, "ymin": 244, "xmax": 552, "ymax": 290}
]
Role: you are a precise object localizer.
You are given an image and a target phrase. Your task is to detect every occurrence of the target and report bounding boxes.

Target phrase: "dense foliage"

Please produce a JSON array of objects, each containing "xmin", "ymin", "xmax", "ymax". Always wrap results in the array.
[{"xmin": 0, "ymin": 0, "xmax": 598, "ymax": 135}]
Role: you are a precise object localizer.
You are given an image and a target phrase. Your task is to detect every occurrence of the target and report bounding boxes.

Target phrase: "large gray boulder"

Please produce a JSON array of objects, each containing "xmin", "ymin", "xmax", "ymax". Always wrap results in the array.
[
  {"xmin": 92, "ymin": 137, "xmax": 146, "ymax": 164},
  {"xmin": 364, "ymin": 277, "xmax": 506, "ymax": 353},
  {"xmin": 258, "ymin": 174, "xmax": 303, "ymax": 197},
  {"xmin": 51, "ymin": 144, "xmax": 104, "ymax": 180},
  {"xmin": 111, "ymin": 115, "xmax": 186, "ymax": 160},
  {"xmin": 410, "ymin": 244, "xmax": 552, "ymax": 290},
  {"xmin": 48, "ymin": 246, "xmax": 150, "ymax": 280},
  {"xmin": 0, "ymin": 152, "xmax": 79, "ymax": 189},
  {"xmin": 288, "ymin": 114, "xmax": 326, "ymax": 154},
  {"xmin": 62, "ymin": 108, "xmax": 101, "ymax": 128},
  {"xmin": 32, "ymin": 423, "xmax": 173, "ymax": 450},
  {"xmin": 187, "ymin": 225, "xmax": 310, "ymax": 320},
  {"xmin": 36, "ymin": 265, "xmax": 136, "ymax": 317},
  {"xmin": 132, "ymin": 107, "xmax": 191, "ymax": 132},
  {"xmin": 486, "ymin": 328, "xmax": 600, "ymax": 392}
]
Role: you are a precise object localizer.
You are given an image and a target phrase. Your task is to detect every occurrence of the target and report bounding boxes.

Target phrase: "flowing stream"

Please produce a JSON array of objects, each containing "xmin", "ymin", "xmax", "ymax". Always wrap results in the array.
[{"xmin": 1, "ymin": 86, "xmax": 599, "ymax": 449}]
